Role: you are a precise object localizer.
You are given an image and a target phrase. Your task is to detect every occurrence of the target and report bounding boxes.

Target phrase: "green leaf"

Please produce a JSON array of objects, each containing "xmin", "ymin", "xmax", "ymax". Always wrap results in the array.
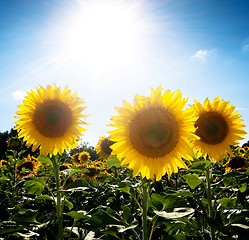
[
  {"xmin": 64, "ymin": 200, "xmax": 74, "ymax": 210},
  {"xmin": 190, "ymin": 160, "xmax": 211, "ymax": 172},
  {"xmin": 35, "ymin": 195, "xmax": 53, "ymax": 201},
  {"xmin": 87, "ymin": 209, "xmax": 125, "ymax": 228},
  {"xmin": 0, "ymin": 175, "xmax": 9, "ymax": 181},
  {"xmin": 172, "ymin": 190, "xmax": 194, "ymax": 198},
  {"xmin": 25, "ymin": 180, "xmax": 45, "ymax": 195},
  {"xmin": 13, "ymin": 210, "xmax": 38, "ymax": 224},
  {"xmin": 119, "ymin": 185, "xmax": 130, "ymax": 194},
  {"xmin": 67, "ymin": 211, "xmax": 89, "ymax": 220},
  {"xmin": 105, "ymin": 155, "xmax": 121, "ymax": 167},
  {"xmin": 231, "ymin": 223, "xmax": 249, "ymax": 229},
  {"xmin": 121, "ymin": 205, "xmax": 133, "ymax": 223},
  {"xmin": 183, "ymin": 173, "xmax": 202, "ymax": 189},
  {"xmin": 150, "ymin": 193, "xmax": 165, "ymax": 211},
  {"xmin": 238, "ymin": 183, "xmax": 247, "ymax": 193},
  {"xmin": 150, "ymin": 194, "xmax": 187, "ymax": 212},
  {"xmin": 118, "ymin": 224, "xmax": 137, "ymax": 233},
  {"xmin": 201, "ymin": 198, "xmax": 208, "ymax": 205},
  {"xmin": 219, "ymin": 197, "xmax": 237, "ymax": 208},
  {"xmin": 154, "ymin": 208, "xmax": 194, "ymax": 219},
  {"xmin": 17, "ymin": 231, "xmax": 39, "ymax": 238},
  {"xmin": 38, "ymin": 155, "xmax": 52, "ymax": 165},
  {"xmin": 0, "ymin": 221, "xmax": 24, "ymax": 235}
]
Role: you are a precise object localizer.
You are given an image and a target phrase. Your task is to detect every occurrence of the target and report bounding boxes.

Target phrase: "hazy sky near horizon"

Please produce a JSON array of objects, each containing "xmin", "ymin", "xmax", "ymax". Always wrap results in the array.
[{"xmin": 1, "ymin": 0, "xmax": 249, "ymax": 146}]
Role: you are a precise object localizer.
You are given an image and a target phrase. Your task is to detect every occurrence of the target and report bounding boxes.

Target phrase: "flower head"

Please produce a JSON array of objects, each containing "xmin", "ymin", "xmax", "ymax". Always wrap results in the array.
[
  {"xmin": 225, "ymin": 155, "xmax": 248, "ymax": 172},
  {"xmin": 59, "ymin": 163, "xmax": 72, "ymax": 172},
  {"xmin": 96, "ymin": 136, "xmax": 115, "ymax": 159},
  {"xmin": 109, "ymin": 86, "xmax": 196, "ymax": 180},
  {"xmin": 82, "ymin": 165, "xmax": 100, "ymax": 180},
  {"xmin": 6, "ymin": 137, "xmax": 21, "ymax": 150},
  {"xmin": 16, "ymin": 156, "xmax": 41, "ymax": 179},
  {"xmin": 190, "ymin": 97, "xmax": 247, "ymax": 162},
  {"xmin": 0, "ymin": 159, "xmax": 9, "ymax": 168},
  {"xmin": 14, "ymin": 84, "xmax": 88, "ymax": 157},
  {"xmin": 71, "ymin": 151, "xmax": 90, "ymax": 166},
  {"xmin": 79, "ymin": 151, "xmax": 90, "ymax": 164}
]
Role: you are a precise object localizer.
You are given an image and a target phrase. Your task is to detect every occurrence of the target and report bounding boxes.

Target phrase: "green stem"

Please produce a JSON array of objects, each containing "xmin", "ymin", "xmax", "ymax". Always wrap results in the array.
[
  {"xmin": 68, "ymin": 219, "xmax": 77, "ymax": 240},
  {"xmin": 11, "ymin": 150, "xmax": 17, "ymax": 207},
  {"xmin": 51, "ymin": 157, "xmax": 63, "ymax": 240},
  {"xmin": 148, "ymin": 215, "xmax": 158, "ymax": 240},
  {"xmin": 205, "ymin": 165, "xmax": 215, "ymax": 240},
  {"xmin": 142, "ymin": 179, "xmax": 149, "ymax": 240}
]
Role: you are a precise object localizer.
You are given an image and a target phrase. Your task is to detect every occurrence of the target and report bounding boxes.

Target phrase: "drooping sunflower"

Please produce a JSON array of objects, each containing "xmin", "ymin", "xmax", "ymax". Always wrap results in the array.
[
  {"xmin": 16, "ymin": 156, "xmax": 41, "ymax": 179},
  {"xmin": 225, "ymin": 155, "xmax": 248, "ymax": 173},
  {"xmin": 190, "ymin": 97, "xmax": 247, "ymax": 162},
  {"xmin": 82, "ymin": 165, "xmax": 100, "ymax": 180},
  {"xmin": 14, "ymin": 85, "xmax": 88, "ymax": 157},
  {"xmin": 61, "ymin": 176, "xmax": 76, "ymax": 189},
  {"xmin": 6, "ymin": 137, "xmax": 21, "ymax": 150},
  {"xmin": 59, "ymin": 163, "xmax": 72, "ymax": 172},
  {"xmin": 108, "ymin": 86, "xmax": 196, "ymax": 181},
  {"xmin": 96, "ymin": 136, "xmax": 115, "ymax": 159}
]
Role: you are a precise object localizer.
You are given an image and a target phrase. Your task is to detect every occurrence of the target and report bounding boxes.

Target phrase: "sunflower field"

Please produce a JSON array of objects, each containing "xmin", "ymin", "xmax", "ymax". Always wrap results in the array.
[{"xmin": 0, "ymin": 85, "xmax": 249, "ymax": 240}]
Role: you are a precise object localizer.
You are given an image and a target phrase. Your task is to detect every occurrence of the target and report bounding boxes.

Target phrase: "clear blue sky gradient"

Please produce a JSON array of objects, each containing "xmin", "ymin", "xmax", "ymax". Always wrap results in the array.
[{"xmin": 1, "ymin": 0, "xmax": 249, "ymax": 146}]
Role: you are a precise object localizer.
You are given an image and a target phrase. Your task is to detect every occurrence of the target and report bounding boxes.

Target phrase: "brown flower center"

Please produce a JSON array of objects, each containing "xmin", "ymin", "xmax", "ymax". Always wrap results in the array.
[
  {"xmin": 195, "ymin": 112, "xmax": 228, "ymax": 145},
  {"xmin": 228, "ymin": 156, "xmax": 246, "ymax": 169},
  {"xmin": 80, "ymin": 154, "xmax": 89, "ymax": 163},
  {"xmin": 33, "ymin": 100, "xmax": 73, "ymax": 138},
  {"xmin": 17, "ymin": 161, "xmax": 34, "ymax": 171},
  {"xmin": 85, "ymin": 167, "xmax": 97, "ymax": 177},
  {"xmin": 129, "ymin": 108, "xmax": 179, "ymax": 158}
]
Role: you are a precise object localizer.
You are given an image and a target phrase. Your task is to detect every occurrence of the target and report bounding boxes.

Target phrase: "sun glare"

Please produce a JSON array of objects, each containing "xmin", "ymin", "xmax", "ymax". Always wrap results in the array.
[{"xmin": 64, "ymin": 0, "xmax": 143, "ymax": 72}]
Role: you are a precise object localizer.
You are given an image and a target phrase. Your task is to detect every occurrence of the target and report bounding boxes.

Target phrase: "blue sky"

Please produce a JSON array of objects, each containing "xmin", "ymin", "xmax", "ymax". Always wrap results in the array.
[{"xmin": 1, "ymin": 0, "xmax": 249, "ymax": 146}]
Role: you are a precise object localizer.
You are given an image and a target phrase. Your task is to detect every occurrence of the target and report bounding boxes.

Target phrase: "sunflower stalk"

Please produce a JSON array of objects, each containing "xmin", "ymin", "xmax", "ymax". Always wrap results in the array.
[
  {"xmin": 51, "ymin": 156, "xmax": 64, "ymax": 240},
  {"xmin": 204, "ymin": 163, "xmax": 215, "ymax": 240},
  {"xmin": 11, "ymin": 150, "xmax": 18, "ymax": 207},
  {"xmin": 142, "ymin": 178, "xmax": 150, "ymax": 240}
]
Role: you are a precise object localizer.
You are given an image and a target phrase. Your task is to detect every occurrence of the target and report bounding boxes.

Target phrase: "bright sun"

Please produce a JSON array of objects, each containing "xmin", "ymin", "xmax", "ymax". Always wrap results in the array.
[{"xmin": 64, "ymin": 0, "xmax": 142, "ymax": 72}]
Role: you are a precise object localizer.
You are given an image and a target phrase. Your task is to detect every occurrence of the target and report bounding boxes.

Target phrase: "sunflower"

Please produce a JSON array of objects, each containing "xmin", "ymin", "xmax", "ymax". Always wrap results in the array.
[
  {"xmin": 94, "ymin": 160, "xmax": 103, "ymax": 168},
  {"xmin": 190, "ymin": 97, "xmax": 247, "ymax": 162},
  {"xmin": 108, "ymin": 86, "xmax": 196, "ymax": 181},
  {"xmin": 225, "ymin": 155, "xmax": 248, "ymax": 173},
  {"xmin": 6, "ymin": 137, "xmax": 21, "ymax": 150},
  {"xmin": 59, "ymin": 163, "xmax": 72, "ymax": 171},
  {"xmin": 16, "ymin": 156, "xmax": 41, "ymax": 179},
  {"xmin": 244, "ymin": 146, "xmax": 249, "ymax": 152},
  {"xmin": 96, "ymin": 136, "xmax": 115, "ymax": 159},
  {"xmin": 14, "ymin": 84, "xmax": 88, "ymax": 157},
  {"xmin": 82, "ymin": 166, "xmax": 100, "ymax": 180},
  {"xmin": 71, "ymin": 151, "xmax": 90, "ymax": 166},
  {"xmin": 0, "ymin": 159, "xmax": 9, "ymax": 168},
  {"xmin": 79, "ymin": 151, "xmax": 90, "ymax": 164},
  {"xmin": 61, "ymin": 176, "xmax": 76, "ymax": 189},
  {"xmin": 236, "ymin": 147, "xmax": 246, "ymax": 154},
  {"xmin": 71, "ymin": 153, "xmax": 81, "ymax": 166}
]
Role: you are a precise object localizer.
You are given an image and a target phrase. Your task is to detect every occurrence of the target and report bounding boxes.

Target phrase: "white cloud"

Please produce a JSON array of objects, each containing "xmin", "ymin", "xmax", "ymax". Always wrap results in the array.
[
  {"xmin": 12, "ymin": 91, "xmax": 26, "ymax": 101},
  {"xmin": 191, "ymin": 49, "xmax": 216, "ymax": 62}
]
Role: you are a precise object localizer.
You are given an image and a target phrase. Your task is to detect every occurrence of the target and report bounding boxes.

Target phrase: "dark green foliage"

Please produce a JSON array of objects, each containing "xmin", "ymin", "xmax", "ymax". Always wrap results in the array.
[{"xmin": 0, "ymin": 129, "xmax": 249, "ymax": 239}]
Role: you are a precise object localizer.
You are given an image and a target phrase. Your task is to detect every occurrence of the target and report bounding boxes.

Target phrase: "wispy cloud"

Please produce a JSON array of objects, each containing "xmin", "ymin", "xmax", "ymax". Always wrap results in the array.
[
  {"xmin": 191, "ymin": 49, "xmax": 216, "ymax": 62},
  {"xmin": 242, "ymin": 38, "xmax": 249, "ymax": 53},
  {"xmin": 12, "ymin": 91, "xmax": 26, "ymax": 101}
]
